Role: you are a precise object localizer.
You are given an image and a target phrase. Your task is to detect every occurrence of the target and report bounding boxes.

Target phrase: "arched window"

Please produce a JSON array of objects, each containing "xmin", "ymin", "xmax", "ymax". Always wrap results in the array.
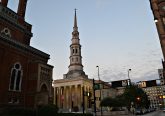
[
  {"xmin": 9, "ymin": 63, "xmax": 22, "ymax": 91},
  {"xmin": 41, "ymin": 84, "xmax": 48, "ymax": 92},
  {"xmin": 72, "ymin": 49, "xmax": 74, "ymax": 54},
  {"xmin": 75, "ymin": 49, "xmax": 78, "ymax": 53}
]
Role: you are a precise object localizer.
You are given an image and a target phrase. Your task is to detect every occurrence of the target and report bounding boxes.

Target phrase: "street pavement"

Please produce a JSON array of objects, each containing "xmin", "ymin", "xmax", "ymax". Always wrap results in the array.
[
  {"xmin": 141, "ymin": 110, "xmax": 165, "ymax": 116},
  {"xmin": 96, "ymin": 110, "xmax": 165, "ymax": 116}
]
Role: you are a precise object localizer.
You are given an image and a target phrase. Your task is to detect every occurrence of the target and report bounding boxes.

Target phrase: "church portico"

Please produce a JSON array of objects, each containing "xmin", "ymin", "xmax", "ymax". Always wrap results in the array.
[{"xmin": 54, "ymin": 77, "xmax": 93, "ymax": 112}]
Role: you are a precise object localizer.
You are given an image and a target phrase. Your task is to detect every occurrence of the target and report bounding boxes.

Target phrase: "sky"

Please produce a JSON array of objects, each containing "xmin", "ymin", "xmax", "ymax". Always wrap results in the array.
[{"xmin": 8, "ymin": 0, "xmax": 163, "ymax": 82}]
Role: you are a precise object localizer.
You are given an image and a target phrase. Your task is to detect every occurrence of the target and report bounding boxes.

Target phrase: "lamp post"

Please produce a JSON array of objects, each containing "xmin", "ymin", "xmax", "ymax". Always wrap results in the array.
[
  {"xmin": 96, "ymin": 66, "xmax": 102, "ymax": 116},
  {"xmin": 128, "ymin": 69, "xmax": 135, "ymax": 114},
  {"xmin": 93, "ymin": 79, "xmax": 97, "ymax": 116},
  {"xmin": 128, "ymin": 69, "xmax": 131, "ymax": 85}
]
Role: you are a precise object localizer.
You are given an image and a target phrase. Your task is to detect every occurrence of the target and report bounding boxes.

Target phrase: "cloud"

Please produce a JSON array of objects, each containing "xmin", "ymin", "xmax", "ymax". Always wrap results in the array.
[
  {"xmin": 96, "ymin": 0, "xmax": 111, "ymax": 9},
  {"xmin": 91, "ymin": 46, "xmax": 162, "ymax": 83}
]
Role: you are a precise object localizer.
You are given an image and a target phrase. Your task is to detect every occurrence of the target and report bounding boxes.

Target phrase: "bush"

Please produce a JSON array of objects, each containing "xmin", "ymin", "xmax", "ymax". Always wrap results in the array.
[
  {"xmin": 2, "ymin": 107, "xmax": 35, "ymax": 116},
  {"xmin": 72, "ymin": 106, "xmax": 79, "ymax": 112},
  {"xmin": 37, "ymin": 104, "xmax": 59, "ymax": 116}
]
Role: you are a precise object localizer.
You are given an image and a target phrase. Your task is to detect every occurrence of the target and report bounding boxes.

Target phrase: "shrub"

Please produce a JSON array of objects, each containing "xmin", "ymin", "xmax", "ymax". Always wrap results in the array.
[
  {"xmin": 37, "ymin": 104, "xmax": 59, "ymax": 116},
  {"xmin": 2, "ymin": 107, "xmax": 35, "ymax": 116},
  {"xmin": 72, "ymin": 106, "xmax": 79, "ymax": 112}
]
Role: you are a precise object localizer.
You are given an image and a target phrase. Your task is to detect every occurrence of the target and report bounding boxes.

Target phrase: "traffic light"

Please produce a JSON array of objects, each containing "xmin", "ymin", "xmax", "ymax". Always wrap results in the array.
[
  {"xmin": 94, "ymin": 83, "xmax": 103, "ymax": 90},
  {"xmin": 84, "ymin": 92, "xmax": 92, "ymax": 97},
  {"xmin": 159, "ymin": 95, "xmax": 163, "ymax": 99},
  {"xmin": 136, "ymin": 97, "xmax": 141, "ymax": 101},
  {"xmin": 94, "ymin": 83, "xmax": 100, "ymax": 90},
  {"xmin": 87, "ymin": 92, "xmax": 92, "ymax": 97}
]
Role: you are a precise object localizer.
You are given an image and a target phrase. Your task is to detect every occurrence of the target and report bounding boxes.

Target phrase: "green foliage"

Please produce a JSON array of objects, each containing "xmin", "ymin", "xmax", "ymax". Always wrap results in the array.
[
  {"xmin": 37, "ymin": 104, "xmax": 59, "ymax": 116},
  {"xmin": 123, "ymin": 84, "xmax": 150, "ymax": 109},
  {"xmin": 1, "ymin": 107, "xmax": 35, "ymax": 116},
  {"xmin": 100, "ymin": 95, "xmax": 126, "ymax": 107},
  {"xmin": 100, "ymin": 97, "xmax": 114, "ymax": 107},
  {"xmin": 72, "ymin": 106, "xmax": 79, "ymax": 112},
  {"xmin": 101, "ymin": 84, "xmax": 150, "ymax": 109}
]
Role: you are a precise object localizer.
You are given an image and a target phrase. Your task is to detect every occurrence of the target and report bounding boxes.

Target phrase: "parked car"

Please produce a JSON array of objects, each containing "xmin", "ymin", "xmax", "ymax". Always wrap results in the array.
[
  {"xmin": 135, "ymin": 108, "xmax": 147, "ymax": 115},
  {"xmin": 163, "ymin": 108, "xmax": 165, "ymax": 112},
  {"xmin": 135, "ymin": 108, "xmax": 142, "ymax": 114}
]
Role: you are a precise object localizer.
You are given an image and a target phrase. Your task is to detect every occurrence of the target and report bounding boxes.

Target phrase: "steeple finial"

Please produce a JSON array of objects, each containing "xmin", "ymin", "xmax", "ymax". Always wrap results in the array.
[{"xmin": 74, "ymin": 8, "xmax": 77, "ymax": 28}]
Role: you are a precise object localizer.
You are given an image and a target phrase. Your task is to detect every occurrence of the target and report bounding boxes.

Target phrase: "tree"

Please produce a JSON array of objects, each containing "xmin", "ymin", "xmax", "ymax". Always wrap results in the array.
[
  {"xmin": 123, "ymin": 84, "xmax": 150, "ymax": 109},
  {"xmin": 101, "ymin": 84, "xmax": 150, "ymax": 110},
  {"xmin": 100, "ymin": 95, "xmax": 126, "ymax": 107},
  {"xmin": 38, "ymin": 104, "xmax": 59, "ymax": 116},
  {"xmin": 100, "ymin": 97, "xmax": 115, "ymax": 107}
]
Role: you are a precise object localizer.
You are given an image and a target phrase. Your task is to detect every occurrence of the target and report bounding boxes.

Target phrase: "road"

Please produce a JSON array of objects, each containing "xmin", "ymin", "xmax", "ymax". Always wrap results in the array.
[
  {"xmin": 96, "ymin": 110, "xmax": 165, "ymax": 116},
  {"xmin": 139, "ymin": 110, "xmax": 164, "ymax": 116}
]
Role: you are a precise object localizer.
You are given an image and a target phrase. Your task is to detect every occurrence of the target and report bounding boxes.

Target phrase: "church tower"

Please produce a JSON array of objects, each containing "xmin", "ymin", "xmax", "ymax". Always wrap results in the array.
[{"xmin": 64, "ymin": 10, "xmax": 88, "ymax": 79}]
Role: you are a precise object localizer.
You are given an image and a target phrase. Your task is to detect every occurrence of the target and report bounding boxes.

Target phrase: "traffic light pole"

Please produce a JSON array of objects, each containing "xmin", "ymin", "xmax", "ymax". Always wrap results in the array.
[
  {"xmin": 96, "ymin": 66, "xmax": 102, "ymax": 116},
  {"xmin": 82, "ymin": 86, "xmax": 85, "ymax": 114},
  {"xmin": 93, "ymin": 78, "xmax": 97, "ymax": 116}
]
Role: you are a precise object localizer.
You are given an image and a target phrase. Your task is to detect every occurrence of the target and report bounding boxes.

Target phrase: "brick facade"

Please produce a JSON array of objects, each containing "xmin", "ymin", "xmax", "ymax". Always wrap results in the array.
[{"xmin": 0, "ymin": 1, "xmax": 53, "ymax": 108}]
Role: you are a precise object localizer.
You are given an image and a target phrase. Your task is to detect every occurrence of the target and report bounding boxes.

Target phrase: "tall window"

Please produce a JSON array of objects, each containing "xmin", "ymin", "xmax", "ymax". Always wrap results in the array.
[
  {"xmin": 9, "ymin": 63, "xmax": 22, "ymax": 91},
  {"xmin": 75, "ymin": 49, "xmax": 78, "ymax": 53},
  {"xmin": 72, "ymin": 49, "xmax": 74, "ymax": 54}
]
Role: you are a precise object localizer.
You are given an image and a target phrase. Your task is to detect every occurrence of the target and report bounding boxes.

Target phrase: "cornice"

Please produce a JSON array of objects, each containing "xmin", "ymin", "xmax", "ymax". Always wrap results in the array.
[
  {"xmin": 53, "ymin": 77, "xmax": 92, "ymax": 87},
  {"xmin": 0, "ymin": 33, "xmax": 50, "ymax": 60},
  {"xmin": 0, "ymin": 4, "xmax": 32, "ymax": 37}
]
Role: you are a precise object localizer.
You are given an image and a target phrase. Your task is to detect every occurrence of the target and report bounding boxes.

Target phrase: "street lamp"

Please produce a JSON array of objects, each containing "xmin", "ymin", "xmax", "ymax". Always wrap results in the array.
[
  {"xmin": 96, "ymin": 66, "xmax": 102, "ymax": 116},
  {"xmin": 128, "ymin": 69, "xmax": 131, "ymax": 85},
  {"xmin": 154, "ymin": 18, "xmax": 158, "ymax": 23},
  {"xmin": 136, "ymin": 97, "xmax": 140, "ymax": 101}
]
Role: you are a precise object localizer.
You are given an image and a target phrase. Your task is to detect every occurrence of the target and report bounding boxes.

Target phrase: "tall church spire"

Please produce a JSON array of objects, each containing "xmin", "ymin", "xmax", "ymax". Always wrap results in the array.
[
  {"xmin": 63, "ymin": 10, "xmax": 88, "ymax": 79},
  {"xmin": 74, "ymin": 9, "xmax": 78, "ymax": 29}
]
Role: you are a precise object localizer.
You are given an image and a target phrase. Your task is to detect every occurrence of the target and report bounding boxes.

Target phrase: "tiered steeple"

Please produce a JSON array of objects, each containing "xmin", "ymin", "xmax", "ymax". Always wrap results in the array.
[
  {"xmin": 69, "ymin": 9, "xmax": 83, "ymax": 71},
  {"xmin": 63, "ymin": 9, "xmax": 87, "ymax": 79}
]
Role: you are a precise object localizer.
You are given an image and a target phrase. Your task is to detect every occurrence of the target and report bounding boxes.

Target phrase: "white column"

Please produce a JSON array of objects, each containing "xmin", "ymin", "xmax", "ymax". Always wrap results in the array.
[
  {"xmin": 63, "ymin": 86, "xmax": 66, "ymax": 109},
  {"xmin": 75, "ymin": 85, "xmax": 78, "ymax": 106}
]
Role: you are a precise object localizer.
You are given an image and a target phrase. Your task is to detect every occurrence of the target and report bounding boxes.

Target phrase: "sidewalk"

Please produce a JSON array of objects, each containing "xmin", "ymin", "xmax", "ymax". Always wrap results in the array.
[{"xmin": 96, "ymin": 111, "xmax": 135, "ymax": 116}]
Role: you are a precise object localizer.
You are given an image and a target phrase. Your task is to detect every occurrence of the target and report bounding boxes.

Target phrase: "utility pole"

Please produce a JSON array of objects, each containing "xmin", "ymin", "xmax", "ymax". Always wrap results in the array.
[
  {"xmin": 128, "ymin": 69, "xmax": 131, "ymax": 85},
  {"xmin": 93, "ymin": 79, "xmax": 97, "ymax": 116},
  {"xmin": 96, "ymin": 66, "xmax": 102, "ymax": 116}
]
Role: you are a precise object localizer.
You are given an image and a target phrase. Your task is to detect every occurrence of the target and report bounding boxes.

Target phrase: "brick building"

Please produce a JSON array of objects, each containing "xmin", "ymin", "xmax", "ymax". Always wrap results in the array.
[
  {"xmin": 0, "ymin": 0, "xmax": 53, "ymax": 108},
  {"xmin": 150, "ymin": 0, "xmax": 165, "ymax": 83},
  {"xmin": 150, "ymin": 0, "xmax": 165, "ymax": 108}
]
